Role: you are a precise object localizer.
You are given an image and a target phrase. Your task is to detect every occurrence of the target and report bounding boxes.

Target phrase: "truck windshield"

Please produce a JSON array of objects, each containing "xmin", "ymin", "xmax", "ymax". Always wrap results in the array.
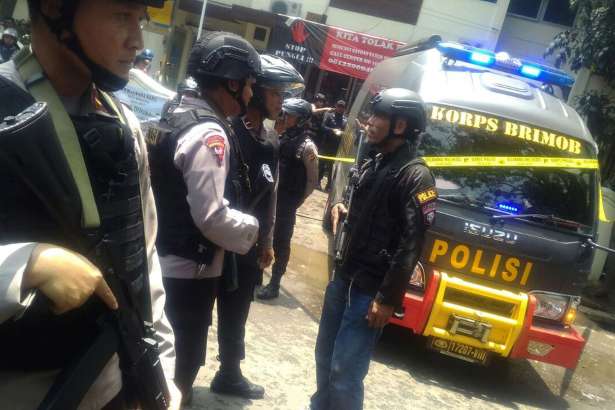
[{"xmin": 418, "ymin": 104, "xmax": 598, "ymax": 234}]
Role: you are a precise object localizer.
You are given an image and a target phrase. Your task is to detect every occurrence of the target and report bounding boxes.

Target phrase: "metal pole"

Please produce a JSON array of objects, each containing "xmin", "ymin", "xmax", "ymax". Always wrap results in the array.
[{"xmin": 197, "ymin": 0, "xmax": 208, "ymax": 40}]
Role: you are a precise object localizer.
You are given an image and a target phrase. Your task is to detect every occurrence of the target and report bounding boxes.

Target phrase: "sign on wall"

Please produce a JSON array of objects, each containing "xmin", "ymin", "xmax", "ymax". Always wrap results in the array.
[{"xmin": 268, "ymin": 17, "xmax": 405, "ymax": 80}]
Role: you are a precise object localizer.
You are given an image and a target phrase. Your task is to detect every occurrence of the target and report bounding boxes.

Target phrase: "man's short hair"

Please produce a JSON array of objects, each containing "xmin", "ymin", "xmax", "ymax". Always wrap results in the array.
[{"xmin": 194, "ymin": 74, "xmax": 228, "ymax": 92}]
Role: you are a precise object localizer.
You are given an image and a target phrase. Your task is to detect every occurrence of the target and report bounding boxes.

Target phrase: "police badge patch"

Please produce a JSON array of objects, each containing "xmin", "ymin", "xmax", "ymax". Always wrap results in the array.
[
  {"xmin": 422, "ymin": 201, "xmax": 436, "ymax": 227},
  {"xmin": 204, "ymin": 135, "xmax": 225, "ymax": 166}
]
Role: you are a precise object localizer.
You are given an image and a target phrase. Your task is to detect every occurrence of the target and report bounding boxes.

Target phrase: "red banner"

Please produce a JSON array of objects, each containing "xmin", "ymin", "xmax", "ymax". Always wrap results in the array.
[{"xmin": 320, "ymin": 27, "xmax": 405, "ymax": 80}]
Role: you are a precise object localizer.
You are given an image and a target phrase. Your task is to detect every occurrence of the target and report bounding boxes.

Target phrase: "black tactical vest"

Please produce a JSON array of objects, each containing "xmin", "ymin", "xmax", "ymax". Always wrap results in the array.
[
  {"xmin": 147, "ymin": 98, "xmax": 238, "ymax": 264},
  {"xmin": 344, "ymin": 144, "xmax": 425, "ymax": 276},
  {"xmin": 0, "ymin": 78, "xmax": 150, "ymax": 370},
  {"xmin": 230, "ymin": 117, "xmax": 277, "ymax": 223},
  {"xmin": 278, "ymin": 127, "xmax": 310, "ymax": 203}
]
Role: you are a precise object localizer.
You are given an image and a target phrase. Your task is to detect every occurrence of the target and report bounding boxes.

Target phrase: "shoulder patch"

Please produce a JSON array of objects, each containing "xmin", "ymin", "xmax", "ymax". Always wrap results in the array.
[
  {"xmin": 204, "ymin": 134, "xmax": 225, "ymax": 166},
  {"xmin": 415, "ymin": 187, "xmax": 437, "ymax": 204}
]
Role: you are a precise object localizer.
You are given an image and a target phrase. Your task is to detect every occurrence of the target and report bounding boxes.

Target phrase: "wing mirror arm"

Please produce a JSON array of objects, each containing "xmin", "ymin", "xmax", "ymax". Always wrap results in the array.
[{"xmin": 587, "ymin": 238, "xmax": 615, "ymax": 256}]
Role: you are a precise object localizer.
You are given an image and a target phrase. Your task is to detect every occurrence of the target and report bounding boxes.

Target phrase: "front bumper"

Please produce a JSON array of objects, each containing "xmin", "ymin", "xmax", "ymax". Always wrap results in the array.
[{"xmin": 391, "ymin": 272, "xmax": 586, "ymax": 369}]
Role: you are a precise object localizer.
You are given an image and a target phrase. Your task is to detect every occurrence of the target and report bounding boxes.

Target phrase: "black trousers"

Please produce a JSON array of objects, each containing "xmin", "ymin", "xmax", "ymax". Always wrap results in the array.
[
  {"xmin": 217, "ymin": 248, "xmax": 261, "ymax": 374},
  {"xmin": 272, "ymin": 195, "xmax": 300, "ymax": 278},
  {"xmin": 162, "ymin": 277, "xmax": 219, "ymax": 394}
]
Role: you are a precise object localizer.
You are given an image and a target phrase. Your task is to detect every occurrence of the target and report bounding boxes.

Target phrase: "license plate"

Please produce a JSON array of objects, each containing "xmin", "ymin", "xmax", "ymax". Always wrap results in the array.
[{"xmin": 429, "ymin": 337, "xmax": 489, "ymax": 365}]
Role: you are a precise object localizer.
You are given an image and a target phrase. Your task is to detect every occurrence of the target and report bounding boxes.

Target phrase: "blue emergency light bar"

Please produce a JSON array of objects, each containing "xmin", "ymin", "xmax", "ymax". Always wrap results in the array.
[
  {"xmin": 435, "ymin": 42, "xmax": 574, "ymax": 87},
  {"xmin": 496, "ymin": 202, "xmax": 521, "ymax": 214}
]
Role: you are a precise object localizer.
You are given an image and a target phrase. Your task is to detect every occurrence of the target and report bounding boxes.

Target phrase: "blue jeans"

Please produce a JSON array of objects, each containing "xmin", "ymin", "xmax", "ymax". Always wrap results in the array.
[{"xmin": 311, "ymin": 278, "xmax": 383, "ymax": 410}]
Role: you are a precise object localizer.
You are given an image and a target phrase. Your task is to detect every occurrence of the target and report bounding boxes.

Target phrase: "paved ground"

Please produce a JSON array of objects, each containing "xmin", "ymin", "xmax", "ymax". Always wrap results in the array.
[{"xmin": 186, "ymin": 191, "xmax": 615, "ymax": 410}]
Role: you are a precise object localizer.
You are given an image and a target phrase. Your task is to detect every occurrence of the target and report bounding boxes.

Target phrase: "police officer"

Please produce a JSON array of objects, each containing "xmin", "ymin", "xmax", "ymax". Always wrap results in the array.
[
  {"xmin": 211, "ymin": 54, "xmax": 305, "ymax": 398},
  {"xmin": 257, "ymin": 98, "xmax": 319, "ymax": 300},
  {"xmin": 147, "ymin": 31, "xmax": 261, "ymax": 405},
  {"xmin": 310, "ymin": 88, "xmax": 437, "ymax": 410},
  {"xmin": 0, "ymin": 1, "xmax": 179, "ymax": 409},
  {"xmin": 134, "ymin": 48, "xmax": 154, "ymax": 73},
  {"xmin": 320, "ymin": 100, "xmax": 347, "ymax": 191},
  {"xmin": 0, "ymin": 27, "xmax": 19, "ymax": 63}
]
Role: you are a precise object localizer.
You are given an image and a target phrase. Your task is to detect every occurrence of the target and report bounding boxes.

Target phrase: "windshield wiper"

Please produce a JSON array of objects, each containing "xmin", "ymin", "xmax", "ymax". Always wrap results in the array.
[
  {"xmin": 439, "ymin": 194, "xmax": 487, "ymax": 208},
  {"xmin": 491, "ymin": 213, "xmax": 588, "ymax": 230}
]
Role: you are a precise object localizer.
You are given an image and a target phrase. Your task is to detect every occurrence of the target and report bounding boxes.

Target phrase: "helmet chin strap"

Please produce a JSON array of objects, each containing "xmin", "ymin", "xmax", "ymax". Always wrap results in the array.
[
  {"xmin": 225, "ymin": 80, "xmax": 248, "ymax": 116},
  {"xmin": 66, "ymin": 36, "xmax": 129, "ymax": 92},
  {"xmin": 43, "ymin": 9, "xmax": 129, "ymax": 93}
]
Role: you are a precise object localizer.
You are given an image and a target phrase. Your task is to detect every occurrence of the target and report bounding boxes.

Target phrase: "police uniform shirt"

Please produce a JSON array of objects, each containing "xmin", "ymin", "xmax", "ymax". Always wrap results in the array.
[
  {"xmin": 0, "ymin": 60, "xmax": 176, "ymax": 410},
  {"xmin": 158, "ymin": 113, "xmax": 259, "ymax": 280}
]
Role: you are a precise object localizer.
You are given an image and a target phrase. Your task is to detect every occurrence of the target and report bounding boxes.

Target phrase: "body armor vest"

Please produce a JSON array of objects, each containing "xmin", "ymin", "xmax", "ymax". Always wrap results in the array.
[
  {"xmin": 230, "ymin": 117, "xmax": 277, "ymax": 222},
  {"xmin": 147, "ymin": 98, "xmax": 241, "ymax": 264},
  {"xmin": 0, "ymin": 78, "xmax": 150, "ymax": 370},
  {"xmin": 278, "ymin": 127, "xmax": 310, "ymax": 203},
  {"xmin": 343, "ymin": 144, "xmax": 424, "ymax": 278}
]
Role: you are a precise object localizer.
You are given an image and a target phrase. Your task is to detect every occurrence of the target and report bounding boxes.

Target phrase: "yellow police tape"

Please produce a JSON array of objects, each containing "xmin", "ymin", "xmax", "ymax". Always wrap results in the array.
[
  {"xmin": 318, "ymin": 155, "xmax": 599, "ymax": 169},
  {"xmin": 318, "ymin": 154, "xmax": 609, "ymax": 221},
  {"xmin": 317, "ymin": 155, "xmax": 355, "ymax": 163}
]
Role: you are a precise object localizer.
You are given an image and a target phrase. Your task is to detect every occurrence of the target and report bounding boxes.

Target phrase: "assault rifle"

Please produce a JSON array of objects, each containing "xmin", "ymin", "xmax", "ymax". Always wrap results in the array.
[
  {"xmin": 333, "ymin": 166, "xmax": 360, "ymax": 265},
  {"xmin": 0, "ymin": 102, "xmax": 170, "ymax": 409}
]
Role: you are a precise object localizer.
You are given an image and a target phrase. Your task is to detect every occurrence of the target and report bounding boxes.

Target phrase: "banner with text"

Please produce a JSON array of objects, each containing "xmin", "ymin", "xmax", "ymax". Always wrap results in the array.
[{"xmin": 268, "ymin": 17, "xmax": 405, "ymax": 80}]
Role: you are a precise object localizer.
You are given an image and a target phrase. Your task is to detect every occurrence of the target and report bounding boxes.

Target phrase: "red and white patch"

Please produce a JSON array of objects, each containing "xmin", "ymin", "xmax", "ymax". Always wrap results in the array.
[
  {"xmin": 422, "ymin": 202, "xmax": 436, "ymax": 227},
  {"xmin": 204, "ymin": 134, "xmax": 225, "ymax": 166}
]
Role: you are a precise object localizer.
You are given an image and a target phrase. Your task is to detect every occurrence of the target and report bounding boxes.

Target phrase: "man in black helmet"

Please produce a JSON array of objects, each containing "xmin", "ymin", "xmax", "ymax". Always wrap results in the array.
[
  {"xmin": 310, "ymin": 88, "xmax": 437, "ymax": 410},
  {"xmin": 320, "ymin": 100, "xmax": 347, "ymax": 191},
  {"xmin": 257, "ymin": 98, "xmax": 319, "ymax": 300},
  {"xmin": 147, "ymin": 31, "xmax": 261, "ymax": 405},
  {"xmin": 210, "ymin": 54, "xmax": 305, "ymax": 399},
  {"xmin": 0, "ymin": 0, "xmax": 179, "ymax": 409}
]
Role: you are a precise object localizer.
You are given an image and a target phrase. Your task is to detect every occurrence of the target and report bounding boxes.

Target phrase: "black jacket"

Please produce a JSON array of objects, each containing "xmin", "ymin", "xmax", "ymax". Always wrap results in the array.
[{"xmin": 340, "ymin": 142, "xmax": 437, "ymax": 308}]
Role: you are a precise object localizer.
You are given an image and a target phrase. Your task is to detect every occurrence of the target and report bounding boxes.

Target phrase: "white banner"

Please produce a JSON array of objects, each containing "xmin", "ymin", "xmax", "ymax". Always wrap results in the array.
[{"xmin": 116, "ymin": 69, "xmax": 175, "ymax": 123}]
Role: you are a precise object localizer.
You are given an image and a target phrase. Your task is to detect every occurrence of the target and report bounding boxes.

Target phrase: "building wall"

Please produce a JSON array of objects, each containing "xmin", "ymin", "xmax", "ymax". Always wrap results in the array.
[
  {"xmin": 497, "ymin": 14, "xmax": 565, "ymax": 63},
  {"xmin": 411, "ymin": 0, "xmax": 510, "ymax": 49},
  {"xmin": 12, "ymin": 0, "xmax": 28, "ymax": 20},
  {"xmin": 319, "ymin": 0, "xmax": 509, "ymax": 47}
]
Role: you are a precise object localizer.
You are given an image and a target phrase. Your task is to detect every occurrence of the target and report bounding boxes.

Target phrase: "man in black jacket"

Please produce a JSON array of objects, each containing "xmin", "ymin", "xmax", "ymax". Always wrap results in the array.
[
  {"xmin": 319, "ymin": 100, "xmax": 347, "ymax": 191},
  {"xmin": 310, "ymin": 88, "xmax": 437, "ymax": 410}
]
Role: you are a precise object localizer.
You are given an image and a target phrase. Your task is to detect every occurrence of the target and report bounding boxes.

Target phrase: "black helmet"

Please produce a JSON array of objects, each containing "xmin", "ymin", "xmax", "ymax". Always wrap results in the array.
[
  {"xmin": 370, "ymin": 88, "xmax": 426, "ymax": 137},
  {"xmin": 136, "ymin": 48, "xmax": 154, "ymax": 62},
  {"xmin": 177, "ymin": 77, "xmax": 199, "ymax": 97},
  {"xmin": 257, "ymin": 55, "xmax": 304, "ymax": 93},
  {"xmin": 250, "ymin": 55, "xmax": 304, "ymax": 118},
  {"xmin": 282, "ymin": 98, "xmax": 312, "ymax": 127},
  {"xmin": 187, "ymin": 32, "xmax": 261, "ymax": 81},
  {"xmin": 315, "ymin": 93, "xmax": 326, "ymax": 102}
]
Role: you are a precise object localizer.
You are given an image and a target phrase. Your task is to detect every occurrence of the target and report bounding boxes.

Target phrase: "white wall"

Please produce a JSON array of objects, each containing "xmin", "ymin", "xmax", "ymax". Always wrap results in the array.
[
  {"xmin": 325, "ymin": 7, "xmax": 415, "ymax": 42},
  {"xmin": 411, "ymin": 0, "xmax": 510, "ymax": 49},
  {"xmin": 12, "ymin": 0, "xmax": 29, "ymax": 20},
  {"xmin": 496, "ymin": 15, "xmax": 565, "ymax": 63},
  {"xmin": 317, "ymin": 0, "xmax": 509, "ymax": 47},
  {"xmin": 217, "ymin": 0, "xmax": 330, "ymax": 18}
]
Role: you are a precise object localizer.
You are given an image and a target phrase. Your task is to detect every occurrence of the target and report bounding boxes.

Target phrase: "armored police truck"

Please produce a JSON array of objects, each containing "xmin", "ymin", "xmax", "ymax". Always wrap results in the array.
[{"xmin": 329, "ymin": 37, "xmax": 608, "ymax": 369}]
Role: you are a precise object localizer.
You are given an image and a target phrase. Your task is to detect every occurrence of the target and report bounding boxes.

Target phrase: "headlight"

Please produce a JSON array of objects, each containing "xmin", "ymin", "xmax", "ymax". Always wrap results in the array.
[
  {"xmin": 530, "ymin": 291, "xmax": 580, "ymax": 326},
  {"xmin": 409, "ymin": 262, "xmax": 425, "ymax": 290}
]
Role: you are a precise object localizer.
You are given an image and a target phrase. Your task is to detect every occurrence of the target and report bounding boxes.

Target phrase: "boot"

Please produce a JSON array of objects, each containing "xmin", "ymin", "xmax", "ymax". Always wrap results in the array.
[
  {"xmin": 210, "ymin": 369, "xmax": 265, "ymax": 400},
  {"xmin": 256, "ymin": 273, "xmax": 281, "ymax": 300}
]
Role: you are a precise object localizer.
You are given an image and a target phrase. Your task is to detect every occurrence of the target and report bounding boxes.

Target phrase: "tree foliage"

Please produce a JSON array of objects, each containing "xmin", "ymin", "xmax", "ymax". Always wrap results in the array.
[{"xmin": 545, "ymin": 0, "xmax": 615, "ymax": 186}]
